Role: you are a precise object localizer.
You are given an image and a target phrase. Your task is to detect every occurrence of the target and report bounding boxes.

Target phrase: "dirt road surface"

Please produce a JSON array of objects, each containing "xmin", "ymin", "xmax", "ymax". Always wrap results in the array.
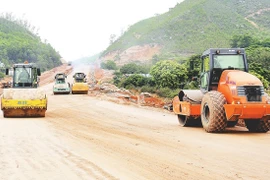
[{"xmin": 0, "ymin": 65, "xmax": 270, "ymax": 180}]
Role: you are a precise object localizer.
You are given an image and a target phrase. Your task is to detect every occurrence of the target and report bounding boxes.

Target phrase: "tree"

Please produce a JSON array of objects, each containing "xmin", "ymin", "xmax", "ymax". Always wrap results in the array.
[
  {"xmin": 249, "ymin": 71, "xmax": 269, "ymax": 89},
  {"xmin": 101, "ymin": 60, "xmax": 117, "ymax": 70},
  {"xmin": 260, "ymin": 38, "xmax": 270, "ymax": 48},
  {"xmin": 230, "ymin": 34, "xmax": 257, "ymax": 48},
  {"xmin": 120, "ymin": 63, "xmax": 139, "ymax": 74},
  {"xmin": 150, "ymin": 60, "xmax": 188, "ymax": 88},
  {"xmin": 119, "ymin": 63, "xmax": 151, "ymax": 74},
  {"xmin": 246, "ymin": 47, "xmax": 270, "ymax": 82},
  {"xmin": 122, "ymin": 74, "xmax": 149, "ymax": 88},
  {"xmin": 185, "ymin": 54, "xmax": 201, "ymax": 80},
  {"xmin": 0, "ymin": 15, "xmax": 62, "ymax": 72}
]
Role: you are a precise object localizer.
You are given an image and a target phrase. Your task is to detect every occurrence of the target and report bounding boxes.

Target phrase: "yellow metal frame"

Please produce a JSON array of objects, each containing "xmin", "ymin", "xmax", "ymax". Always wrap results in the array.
[
  {"xmin": 72, "ymin": 83, "xmax": 89, "ymax": 92},
  {"xmin": 1, "ymin": 98, "xmax": 47, "ymax": 109}
]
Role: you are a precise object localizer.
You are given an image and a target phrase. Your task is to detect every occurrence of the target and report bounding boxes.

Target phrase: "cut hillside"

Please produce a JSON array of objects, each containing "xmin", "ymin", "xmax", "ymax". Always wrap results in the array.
[
  {"xmin": 101, "ymin": 0, "xmax": 270, "ymax": 64},
  {"xmin": 101, "ymin": 44, "xmax": 161, "ymax": 66}
]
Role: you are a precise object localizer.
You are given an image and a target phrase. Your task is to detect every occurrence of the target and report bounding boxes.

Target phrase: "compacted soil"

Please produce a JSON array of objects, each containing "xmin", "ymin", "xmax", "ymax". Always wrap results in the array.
[{"xmin": 0, "ymin": 64, "xmax": 269, "ymax": 180}]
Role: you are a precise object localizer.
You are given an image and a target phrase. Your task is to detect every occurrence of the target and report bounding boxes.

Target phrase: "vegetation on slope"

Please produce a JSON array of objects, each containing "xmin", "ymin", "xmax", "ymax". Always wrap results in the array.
[
  {"xmin": 101, "ymin": 35, "xmax": 270, "ymax": 98},
  {"xmin": 0, "ymin": 13, "xmax": 62, "ymax": 71},
  {"xmin": 102, "ymin": 0, "xmax": 270, "ymax": 59}
]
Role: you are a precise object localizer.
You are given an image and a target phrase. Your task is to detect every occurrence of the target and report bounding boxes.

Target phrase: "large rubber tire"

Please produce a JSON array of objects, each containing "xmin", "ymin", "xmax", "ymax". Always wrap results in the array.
[
  {"xmin": 244, "ymin": 120, "xmax": 270, "ymax": 133},
  {"xmin": 201, "ymin": 91, "xmax": 227, "ymax": 133},
  {"xmin": 227, "ymin": 121, "xmax": 238, "ymax": 127},
  {"xmin": 178, "ymin": 115, "xmax": 201, "ymax": 127}
]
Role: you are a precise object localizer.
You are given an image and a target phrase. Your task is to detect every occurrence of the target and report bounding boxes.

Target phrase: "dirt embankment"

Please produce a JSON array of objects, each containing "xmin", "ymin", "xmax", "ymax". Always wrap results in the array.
[
  {"xmin": 89, "ymin": 67, "xmax": 169, "ymax": 109},
  {"xmin": 100, "ymin": 44, "xmax": 162, "ymax": 66},
  {"xmin": 39, "ymin": 64, "xmax": 73, "ymax": 86}
]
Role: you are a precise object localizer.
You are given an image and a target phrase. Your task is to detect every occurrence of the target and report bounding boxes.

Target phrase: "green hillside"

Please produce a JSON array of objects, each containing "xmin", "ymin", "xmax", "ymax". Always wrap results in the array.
[
  {"xmin": 103, "ymin": 0, "xmax": 270, "ymax": 58},
  {"xmin": 0, "ymin": 14, "xmax": 62, "ymax": 71}
]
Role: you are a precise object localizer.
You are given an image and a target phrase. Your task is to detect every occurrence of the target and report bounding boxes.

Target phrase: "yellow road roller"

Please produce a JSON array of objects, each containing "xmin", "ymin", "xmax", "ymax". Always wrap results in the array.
[{"xmin": 1, "ymin": 61, "xmax": 47, "ymax": 117}]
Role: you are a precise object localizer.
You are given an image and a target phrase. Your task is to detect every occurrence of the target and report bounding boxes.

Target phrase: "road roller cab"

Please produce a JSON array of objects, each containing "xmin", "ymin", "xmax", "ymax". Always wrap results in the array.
[
  {"xmin": 53, "ymin": 73, "xmax": 71, "ymax": 94},
  {"xmin": 1, "ymin": 61, "xmax": 47, "ymax": 117},
  {"xmin": 173, "ymin": 48, "xmax": 270, "ymax": 133},
  {"xmin": 71, "ymin": 72, "xmax": 89, "ymax": 94}
]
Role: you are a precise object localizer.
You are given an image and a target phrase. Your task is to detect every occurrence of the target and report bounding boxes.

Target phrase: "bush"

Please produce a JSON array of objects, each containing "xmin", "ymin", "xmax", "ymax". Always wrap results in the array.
[
  {"xmin": 101, "ymin": 60, "xmax": 117, "ymax": 70},
  {"xmin": 250, "ymin": 71, "xmax": 269, "ymax": 89},
  {"xmin": 120, "ymin": 63, "xmax": 138, "ymax": 74},
  {"xmin": 122, "ymin": 74, "xmax": 149, "ymax": 88},
  {"xmin": 156, "ymin": 87, "xmax": 179, "ymax": 99},
  {"xmin": 0, "ymin": 71, "xmax": 5, "ymax": 79},
  {"xmin": 140, "ymin": 85, "xmax": 157, "ymax": 93},
  {"xmin": 120, "ymin": 63, "xmax": 151, "ymax": 74},
  {"xmin": 113, "ymin": 71, "xmax": 123, "ymax": 86},
  {"xmin": 150, "ymin": 60, "xmax": 188, "ymax": 89}
]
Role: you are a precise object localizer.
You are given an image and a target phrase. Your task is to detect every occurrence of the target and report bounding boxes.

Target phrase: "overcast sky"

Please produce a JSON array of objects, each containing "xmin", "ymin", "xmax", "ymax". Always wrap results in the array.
[{"xmin": 0, "ymin": 0, "xmax": 184, "ymax": 61}]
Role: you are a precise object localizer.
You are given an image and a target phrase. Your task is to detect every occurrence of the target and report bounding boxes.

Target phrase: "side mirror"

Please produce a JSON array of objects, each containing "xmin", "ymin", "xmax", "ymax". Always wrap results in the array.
[
  {"xmin": 37, "ymin": 68, "xmax": 41, "ymax": 76},
  {"xmin": 5, "ymin": 68, "xmax": 9, "ymax": 75}
]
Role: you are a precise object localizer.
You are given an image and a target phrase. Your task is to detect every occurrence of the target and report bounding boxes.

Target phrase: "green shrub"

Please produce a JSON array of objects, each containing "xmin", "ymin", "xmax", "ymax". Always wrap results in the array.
[
  {"xmin": 101, "ymin": 60, "xmax": 118, "ymax": 70},
  {"xmin": 140, "ymin": 85, "xmax": 157, "ymax": 93},
  {"xmin": 120, "ymin": 63, "xmax": 139, "ymax": 74},
  {"xmin": 122, "ymin": 74, "xmax": 149, "ymax": 88},
  {"xmin": 0, "ymin": 72, "xmax": 5, "ymax": 79},
  {"xmin": 150, "ymin": 60, "xmax": 188, "ymax": 89},
  {"xmin": 156, "ymin": 87, "xmax": 179, "ymax": 99}
]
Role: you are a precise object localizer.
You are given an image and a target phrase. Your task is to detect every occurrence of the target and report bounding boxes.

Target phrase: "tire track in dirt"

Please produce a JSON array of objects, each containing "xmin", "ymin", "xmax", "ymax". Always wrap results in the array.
[
  {"xmin": 0, "ymin": 118, "xmax": 117, "ymax": 180},
  {"xmin": 49, "ymin": 93, "xmax": 270, "ymax": 179},
  {"xmin": 2, "ymin": 64, "xmax": 270, "ymax": 180}
]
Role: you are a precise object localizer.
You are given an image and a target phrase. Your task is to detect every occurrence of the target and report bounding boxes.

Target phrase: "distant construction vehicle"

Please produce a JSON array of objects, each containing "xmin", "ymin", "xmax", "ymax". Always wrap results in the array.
[
  {"xmin": 53, "ymin": 73, "xmax": 70, "ymax": 94},
  {"xmin": 1, "ymin": 61, "xmax": 47, "ymax": 117},
  {"xmin": 71, "ymin": 72, "xmax": 89, "ymax": 94},
  {"xmin": 173, "ymin": 48, "xmax": 270, "ymax": 133}
]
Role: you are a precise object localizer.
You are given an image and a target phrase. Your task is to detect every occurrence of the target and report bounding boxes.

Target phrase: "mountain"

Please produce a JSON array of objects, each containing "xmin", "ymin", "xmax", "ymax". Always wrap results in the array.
[
  {"xmin": 100, "ymin": 0, "xmax": 270, "ymax": 65},
  {"xmin": 71, "ymin": 53, "xmax": 100, "ymax": 66},
  {"xmin": 0, "ymin": 14, "xmax": 62, "ymax": 71}
]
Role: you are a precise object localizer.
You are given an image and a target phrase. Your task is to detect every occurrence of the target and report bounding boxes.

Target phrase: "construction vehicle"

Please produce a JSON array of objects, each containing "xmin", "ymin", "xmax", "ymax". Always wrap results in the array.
[
  {"xmin": 173, "ymin": 48, "xmax": 270, "ymax": 133},
  {"xmin": 71, "ymin": 72, "xmax": 89, "ymax": 94},
  {"xmin": 1, "ymin": 61, "xmax": 47, "ymax": 117},
  {"xmin": 53, "ymin": 73, "xmax": 70, "ymax": 94}
]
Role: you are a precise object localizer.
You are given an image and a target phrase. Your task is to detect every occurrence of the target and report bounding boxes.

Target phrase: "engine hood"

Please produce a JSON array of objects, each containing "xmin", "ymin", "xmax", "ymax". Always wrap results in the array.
[{"xmin": 222, "ymin": 70, "xmax": 263, "ymax": 86}]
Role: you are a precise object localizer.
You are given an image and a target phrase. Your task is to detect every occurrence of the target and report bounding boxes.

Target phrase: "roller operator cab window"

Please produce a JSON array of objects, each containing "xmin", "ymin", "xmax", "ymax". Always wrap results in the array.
[
  {"xmin": 200, "ymin": 56, "xmax": 210, "ymax": 90},
  {"xmin": 57, "ymin": 79, "xmax": 65, "ymax": 84},
  {"xmin": 213, "ymin": 55, "xmax": 245, "ymax": 70},
  {"xmin": 15, "ymin": 67, "xmax": 31, "ymax": 84}
]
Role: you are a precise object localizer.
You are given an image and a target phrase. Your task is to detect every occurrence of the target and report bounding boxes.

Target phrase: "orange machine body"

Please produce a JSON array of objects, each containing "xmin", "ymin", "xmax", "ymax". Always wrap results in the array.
[{"xmin": 173, "ymin": 70, "xmax": 270, "ymax": 121}]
